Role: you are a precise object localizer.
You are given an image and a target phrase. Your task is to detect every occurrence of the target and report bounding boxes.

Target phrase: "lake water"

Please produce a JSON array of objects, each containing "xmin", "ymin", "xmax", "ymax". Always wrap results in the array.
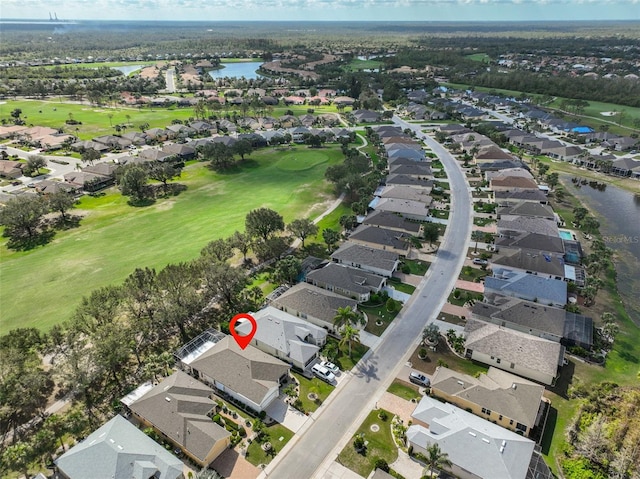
[
  {"xmin": 561, "ymin": 176, "xmax": 640, "ymax": 325},
  {"xmin": 208, "ymin": 62, "xmax": 263, "ymax": 80},
  {"xmin": 114, "ymin": 65, "xmax": 144, "ymax": 75}
]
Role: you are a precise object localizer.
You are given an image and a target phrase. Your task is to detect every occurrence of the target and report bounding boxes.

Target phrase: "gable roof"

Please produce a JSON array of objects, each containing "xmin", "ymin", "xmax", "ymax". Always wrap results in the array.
[
  {"xmin": 238, "ymin": 307, "xmax": 327, "ymax": 366},
  {"xmin": 349, "ymin": 224, "xmax": 411, "ymax": 252},
  {"xmin": 497, "ymin": 216, "xmax": 559, "ymax": 238},
  {"xmin": 331, "ymin": 241, "xmax": 400, "ymax": 272},
  {"xmin": 491, "ymin": 247, "xmax": 565, "ymax": 277},
  {"xmin": 374, "ymin": 197, "xmax": 431, "ymax": 219},
  {"xmin": 127, "ymin": 371, "xmax": 229, "ymax": 463},
  {"xmin": 494, "ymin": 189, "xmax": 548, "ymax": 204},
  {"xmin": 497, "ymin": 202, "xmax": 555, "ymax": 219},
  {"xmin": 272, "ymin": 283, "xmax": 358, "ymax": 325},
  {"xmin": 431, "ymin": 366, "xmax": 545, "ymax": 429},
  {"xmin": 407, "ymin": 396, "xmax": 535, "ymax": 479},
  {"xmin": 385, "ymin": 174, "xmax": 432, "ymax": 189},
  {"xmin": 55, "ymin": 415, "xmax": 183, "ymax": 479},
  {"xmin": 362, "ymin": 210, "xmax": 421, "ymax": 235},
  {"xmin": 490, "ymin": 176, "xmax": 540, "ymax": 190},
  {"xmin": 485, "ymin": 270, "xmax": 567, "ymax": 306},
  {"xmin": 464, "ymin": 320, "xmax": 562, "ymax": 380},
  {"xmin": 378, "ymin": 185, "xmax": 433, "ymax": 202},
  {"xmin": 472, "ymin": 298, "xmax": 566, "ymax": 338},
  {"xmin": 189, "ymin": 336, "xmax": 290, "ymax": 406},
  {"xmin": 306, "ymin": 263, "xmax": 386, "ymax": 295},
  {"xmin": 495, "ymin": 232, "xmax": 564, "ymax": 254}
]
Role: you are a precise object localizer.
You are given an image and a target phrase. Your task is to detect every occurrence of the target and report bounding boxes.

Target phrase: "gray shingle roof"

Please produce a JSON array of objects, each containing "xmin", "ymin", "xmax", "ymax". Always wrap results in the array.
[
  {"xmin": 348, "ymin": 225, "xmax": 411, "ymax": 252},
  {"xmin": 497, "ymin": 202, "xmax": 555, "ymax": 219},
  {"xmin": 331, "ymin": 241, "xmax": 399, "ymax": 273},
  {"xmin": 189, "ymin": 337, "xmax": 289, "ymax": 406},
  {"xmin": 385, "ymin": 174, "xmax": 433, "ymax": 188},
  {"xmin": 490, "ymin": 247, "xmax": 566, "ymax": 278},
  {"xmin": 464, "ymin": 320, "xmax": 562, "ymax": 379},
  {"xmin": 272, "ymin": 283, "xmax": 358, "ymax": 325},
  {"xmin": 431, "ymin": 366, "xmax": 545, "ymax": 429},
  {"xmin": 494, "ymin": 189, "xmax": 548, "ymax": 204},
  {"xmin": 407, "ymin": 396, "xmax": 535, "ymax": 479},
  {"xmin": 495, "ymin": 232, "xmax": 564, "ymax": 254},
  {"xmin": 378, "ymin": 185, "xmax": 433, "ymax": 202},
  {"xmin": 362, "ymin": 210, "xmax": 421, "ymax": 234},
  {"xmin": 373, "ymin": 198, "xmax": 431, "ymax": 220},
  {"xmin": 485, "ymin": 270, "xmax": 567, "ymax": 306},
  {"xmin": 497, "ymin": 216, "xmax": 559, "ymax": 238},
  {"xmin": 127, "ymin": 371, "xmax": 229, "ymax": 464},
  {"xmin": 306, "ymin": 263, "xmax": 386, "ymax": 295},
  {"xmin": 55, "ymin": 415, "xmax": 183, "ymax": 479}
]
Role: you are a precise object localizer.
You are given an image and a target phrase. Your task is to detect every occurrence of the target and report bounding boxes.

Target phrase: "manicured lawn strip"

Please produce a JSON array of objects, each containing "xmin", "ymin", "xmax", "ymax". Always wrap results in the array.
[
  {"xmin": 324, "ymin": 337, "xmax": 369, "ymax": 372},
  {"xmin": 245, "ymin": 423, "xmax": 294, "ymax": 467},
  {"xmin": 458, "ymin": 266, "xmax": 490, "ymax": 283},
  {"xmin": 343, "ymin": 58, "xmax": 384, "ymax": 72},
  {"xmin": 361, "ymin": 303, "xmax": 398, "ymax": 336},
  {"xmin": 337, "ymin": 409, "xmax": 397, "ymax": 477},
  {"xmin": 465, "ymin": 53, "xmax": 491, "ymax": 62},
  {"xmin": 0, "ymin": 146, "xmax": 343, "ymax": 334},
  {"xmin": 400, "ymin": 259, "xmax": 429, "ymax": 276},
  {"xmin": 388, "ymin": 279, "xmax": 416, "ymax": 295},
  {"xmin": 387, "ymin": 379, "xmax": 421, "ymax": 401},
  {"xmin": 292, "ymin": 372, "xmax": 334, "ymax": 413},
  {"xmin": 309, "ymin": 202, "xmax": 352, "ymax": 244}
]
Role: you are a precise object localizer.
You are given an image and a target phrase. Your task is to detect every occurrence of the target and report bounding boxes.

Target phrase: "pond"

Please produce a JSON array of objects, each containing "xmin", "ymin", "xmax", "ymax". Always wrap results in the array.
[
  {"xmin": 561, "ymin": 176, "xmax": 640, "ymax": 325},
  {"xmin": 113, "ymin": 65, "xmax": 144, "ymax": 75},
  {"xmin": 208, "ymin": 61, "xmax": 263, "ymax": 80}
]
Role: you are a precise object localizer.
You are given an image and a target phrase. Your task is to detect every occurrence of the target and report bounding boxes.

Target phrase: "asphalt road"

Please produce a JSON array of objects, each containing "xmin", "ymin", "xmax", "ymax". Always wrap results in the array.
[{"xmin": 264, "ymin": 118, "xmax": 473, "ymax": 479}]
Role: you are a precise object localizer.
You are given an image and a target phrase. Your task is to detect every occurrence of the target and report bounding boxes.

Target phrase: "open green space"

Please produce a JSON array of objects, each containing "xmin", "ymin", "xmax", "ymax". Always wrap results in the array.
[
  {"xmin": 292, "ymin": 372, "xmax": 334, "ymax": 413},
  {"xmin": 400, "ymin": 258, "xmax": 429, "ymax": 276},
  {"xmin": 343, "ymin": 58, "xmax": 384, "ymax": 72},
  {"xmin": 388, "ymin": 278, "xmax": 416, "ymax": 295},
  {"xmin": 324, "ymin": 337, "xmax": 369, "ymax": 371},
  {"xmin": 0, "ymin": 145, "xmax": 343, "ymax": 334},
  {"xmin": 387, "ymin": 379, "xmax": 421, "ymax": 401},
  {"xmin": 245, "ymin": 423, "xmax": 294, "ymax": 467},
  {"xmin": 361, "ymin": 302, "xmax": 399, "ymax": 336},
  {"xmin": 337, "ymin": 409, "xmax": 398, "ymax": 477},
  {"xmin": 465, "ymin": 53, "xmax": 491, "ymax": 63},
  {"xmin": 42, "ymin": 61, "xmax": 152, "ymax": 69}
]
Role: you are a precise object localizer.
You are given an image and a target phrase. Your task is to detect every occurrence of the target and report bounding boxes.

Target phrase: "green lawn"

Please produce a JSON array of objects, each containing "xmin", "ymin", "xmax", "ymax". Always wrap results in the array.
[
  {"xmin": 343, "ymin": 58, "xmax": 384, "ymax": 72},
  {"xmin": 361, "ymin": 303, "xmax": 399, "ymax": 336},
  {"xmin": 400, "ymin": 259, "xmax": 429, "ymax": 276},
  {"xmin": 458, "ymin": 266, "xmax": 490, "ymax": 283},
  {"xmin": 324, "ymin": 337, "xmax": 369, "ymax": 371},
  {"xmin": 466, "ymin": 53, "xmax": 491, "ymax": 63},
  {"xmin": 245, "ymin": 423, "xmax": 294, "ymax": 467},
  {"xmin": 387, "ymin": 379, "xmax": 421, "ymax": 401},
  {"xmin": 337, "ymin": 409, "xmax": 398, "ymax": 477},
  {"xmin": 292, "ymin": 372, "xmax": 334, "ymax": 413},
  {"xmin": 0, "ymin": 145, "xmax": 344, "ymax": 334},
  {"xmin": 388, "ymin": 279, "xmax": 416, "ymax": 295}
]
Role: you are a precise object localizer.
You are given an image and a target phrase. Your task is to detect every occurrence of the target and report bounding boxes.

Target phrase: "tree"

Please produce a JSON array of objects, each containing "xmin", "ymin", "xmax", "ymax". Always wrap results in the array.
[
  {"xmin": 201, "ymin": 237, "xmax": 234, "ymax": 263},
  {"xmin": 119, "ymin": 165, "xmax": 150, "ymax": 204},
  {"xmin": 333, "ymin": 306, "xmax": 363, "ymax": 329},
  {"xmin": 254, "ymin": 236, "xmax": 290, "ymax": 262},
  {"xmin": 147, "ymin": 161, "xmax": 181, "ymax": 195},
  {"xmin": 202, "ymin": 142, "xmax": 234, "ymax": 171},
  {"xmin": 555, "ymin": 187, "xmax": 566, "ymax": 203},
  {"xmin": 1, "ymin": 441, "xmax": 35, "ymax": 479},
  {"xmin": 546, "ymin": 172, "xmax": 559, "ymax": 189},
  {"xmin": 23, "ymin": 155, "xmax": 47, "ymax": 177},
  {"xmin": 81, "ymin": 148, "xmax": 101, "ymax": 165},
  {"xmin": 201, "ymin": 262, "xmax": 248, "ymax": 310},
  {"xmin": 231, "ymin": 230, "xmax": 252, "ymax": 263},
  {"xmin": 573, "ymin": 207, "xmax": 588, "ymax": 225},
  {"xmin": 48, "ymin": 190, "xmax": 76, "ymax": 223},
  {"xmin": 245, "ymin": 207, "xmax": 284, "ymax": 241},
  {"xmin": 422, "ymin": 443, "xmax": 452, "ymax": 479},
  {"xmin": 273, "ymin": 256, "xmax": 302, "ymax": 284},
  {"xmin": 423, "ymin": 222, "xmax": 440, "ymax": 246},
  {"xmin": 0, "ymin": 195, "xmax": 48, "ymax": 243},
  {"xmin": 582, "ymin": 216, "xmax": 600, "ymax": 234},
  {"xmin": 232, "ymin": 139, "xmax": 253, "ymax": 160},
  {"xmin": 422, "ymin": 323, "xmax": 440, "ymax": 346},
  {"xmin": 339, "ymin": 324, "xmax": 360, "ymax": 358},
  {"xmin": 339, "ymin": 215, "xmax": 358, "ymax": 231},
  {"xmin": 322, "ymin": 228, "xmax": 340, "ymax": 252},
  {"xmin": 471, "ymin": 230, "xmax": 484, "ymax": 253},
  {"xmin": 287, "ymin": 218, "xmax": 318, "ymax": 248}
]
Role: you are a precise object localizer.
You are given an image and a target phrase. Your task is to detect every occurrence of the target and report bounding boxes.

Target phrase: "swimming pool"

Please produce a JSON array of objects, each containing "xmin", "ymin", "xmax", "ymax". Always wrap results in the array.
[{"xmin": 559, "ymin": 230, "xmax": 573, "ymax": 240}]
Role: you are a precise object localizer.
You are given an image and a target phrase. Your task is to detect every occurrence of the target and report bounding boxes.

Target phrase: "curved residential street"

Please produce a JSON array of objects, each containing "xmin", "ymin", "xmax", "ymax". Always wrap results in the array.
[{"xmin": 262, "ymin": 118, "xmax": 473, "ymax": 479}]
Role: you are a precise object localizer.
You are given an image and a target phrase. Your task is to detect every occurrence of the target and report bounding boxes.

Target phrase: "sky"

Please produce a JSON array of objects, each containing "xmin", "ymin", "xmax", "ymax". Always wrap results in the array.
[{"xmin": 1, "ymin": 0, "xmax": 639, "ymax": 22}]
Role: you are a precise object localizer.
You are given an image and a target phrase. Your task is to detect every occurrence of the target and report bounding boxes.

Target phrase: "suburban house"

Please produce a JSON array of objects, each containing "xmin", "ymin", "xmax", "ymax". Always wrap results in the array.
[
  {"xmin": 271, "ymin": 283, "xmax": 358, "ymax": 333},
  {"xmin": 490, "ymin": 247, "xmax": 567, "ymax": 280},
  {"xmin": 347, "ymin": 224, "xmax": 411, "ymax": 255},
  {"xmin": 55, "ymin": 415, "xmax": 183, "ymax": 479},
  {"xmin": 352, "ymin": 109, "xmax": 381, "ymax": 123},
  {"xmin": 237, "ymin": 306, "xmax": 327, "ymax": 371},
  {"xmin": 388, "ymin": 163, "xmax": 433, "ymax": 178},
  {"xmin": 384, "ymin": 174, "xmax": 432, "ymax": 189},
  {"xmin": 490, "ymin": 176, "xmax": 540, "ymax": 193},
  {"xmin": 177, "ymin": 331, "xmax": 290, "ymax": 413},
  {"xmin": 406, "ymin": 396, "xmax": 536, "ymax": 479},
  {"xmin": 430, "ymin": 366, "xmax": 547, "ymax": 438},
  {"xmin": 306, "ymin": 263, "xmax": 386, "ymax": 302},
  {"xmin": 331, "ymin": 241, "xmax": 400, "ymax": 277},
  {"xmin": 494, "ymin": 189, "xmax": 548, "ymax": 206},
  {"xmin": 610, "ymin": 158, "xmax": 640, "ymax": 177},
  {"xmin": 497, "ymin": 216, "xmax": 560, "ymax": 239},
  {"xmin": 0, "ymin": 160, "xmax": 24, "ymax": 179},
  {"xmin": 484, "ymin": 269, "xmax": 567, "ymax": 308},
  {"xmin": 495, "ymin": 232, "xmax": 565, "ymax": 255},
  {"xmin": 63, "ymin": 171, "xmax": 114, "ymax": 192},
  {"xmin": 377, "ymin": 185, "xmax": 433, "ymax": 202},
  {"xmin": 124, "ymin": 370, "xmax": 230, "ymax": 467},
  {"xmin": 362, "ymin": 210, "xmax": 422, "ymax": 236},
  {"xmin": 35, "ymin": 180, "xmax": 81, "ymax": 196},
  {"xmin": 464, "ymin": 319, "xmax": 564, "ymax": 385},
  {"xmin": 485, "ymin": 168, "xmax": 533, "ymax": 182},
  {"xmin": 372, "ymin": 198, "xmax": 430, "ymax": 222},
  {"xmin": 496, "ymin": 203, "xmax": 556, "ymax": 221}
]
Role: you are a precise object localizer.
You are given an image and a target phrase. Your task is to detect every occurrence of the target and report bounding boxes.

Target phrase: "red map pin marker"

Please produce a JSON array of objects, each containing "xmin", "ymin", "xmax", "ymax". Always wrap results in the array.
[{"xmin": 229, "ymin": 313, "xmax": 257, "ymax": 350}]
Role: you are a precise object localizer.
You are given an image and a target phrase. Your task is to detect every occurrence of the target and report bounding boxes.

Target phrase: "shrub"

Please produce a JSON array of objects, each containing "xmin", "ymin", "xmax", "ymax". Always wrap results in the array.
[
  {"xmin": 374, "ymin": 458, "xmax": 390, "ymax": 472},
  {"xmin": 401, "ymin": 264, "xmax": 411, "ymax": 274},
  {"xmin": 353, "ymin": 435, "xmax": 365, "ymax": 453},
  {"xmin": 378, "ymin": 410, "xmax": 388, "ymax": 421},
  {"xmin": 418, "ymin": 348, "xmax": 428, "ymax": 359}
]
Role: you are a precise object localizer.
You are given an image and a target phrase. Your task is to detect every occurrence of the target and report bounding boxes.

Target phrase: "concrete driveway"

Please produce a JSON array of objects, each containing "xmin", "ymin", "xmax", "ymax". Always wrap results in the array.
[{"xmin": 265, "ymin": 396, "xmax": 309, "ymax": 433}]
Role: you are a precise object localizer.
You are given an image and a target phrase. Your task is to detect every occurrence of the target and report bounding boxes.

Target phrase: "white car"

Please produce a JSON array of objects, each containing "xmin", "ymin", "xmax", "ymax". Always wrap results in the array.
[
  {"xmin": 311, "ymin": 364, "xmax": 336, "ymax": 383},
  {"xmin": 320, "ymin": 360, "xmax": 339, "ymax": 373}
]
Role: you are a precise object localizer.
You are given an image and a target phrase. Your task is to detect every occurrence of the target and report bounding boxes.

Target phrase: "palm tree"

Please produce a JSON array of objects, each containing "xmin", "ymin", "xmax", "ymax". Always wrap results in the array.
[
  {"xmin": 339, "ymin": 325, "xmax": 360, "ymax": 358},
  {"xmin": 471, "ymin": 230, "xmax": 484, "ymax": 254},
  {"xmin": 422, "ymin": 443, "xmax": 452, "ymax": 479},
  {"xmin": 333, "ymin": 306, "xmax": 362, "ymax": 329}
]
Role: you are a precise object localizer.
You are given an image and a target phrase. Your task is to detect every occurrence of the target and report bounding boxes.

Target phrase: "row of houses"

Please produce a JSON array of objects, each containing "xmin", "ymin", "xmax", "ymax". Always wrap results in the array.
[{"xmin": 0, "ymin": 125, "xmax": 74, "ymax": 151}]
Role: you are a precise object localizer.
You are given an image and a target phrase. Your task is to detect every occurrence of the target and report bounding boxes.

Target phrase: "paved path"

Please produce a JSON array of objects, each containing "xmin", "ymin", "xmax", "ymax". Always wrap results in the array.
[
  {"xmin": 455, "ymin": 279, "xmax": 484, "ymax": 293},
  {"xmin": 262, "ymin": 118, "xmax": 473, "ymax": 479}
]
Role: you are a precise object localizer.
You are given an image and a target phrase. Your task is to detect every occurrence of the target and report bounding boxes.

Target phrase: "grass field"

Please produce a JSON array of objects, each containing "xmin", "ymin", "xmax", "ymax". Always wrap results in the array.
[
  {"xmin": 0, "ymin": 100, "xmax": 344, "ymax": 141},
  {"xmin": 0, "ymin": 145, "xmax": 343, "ymax": 334},
  {"xmin": 343, "ymin": 58, "xmax": 383, "ymax": 72},
  {"xmin": 245, "ymin": 423, "xmax": 294, "ymax": 467},
  {"xmin": 465, "ymin": 53, "xmax": 491, "ymax": 63}
]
